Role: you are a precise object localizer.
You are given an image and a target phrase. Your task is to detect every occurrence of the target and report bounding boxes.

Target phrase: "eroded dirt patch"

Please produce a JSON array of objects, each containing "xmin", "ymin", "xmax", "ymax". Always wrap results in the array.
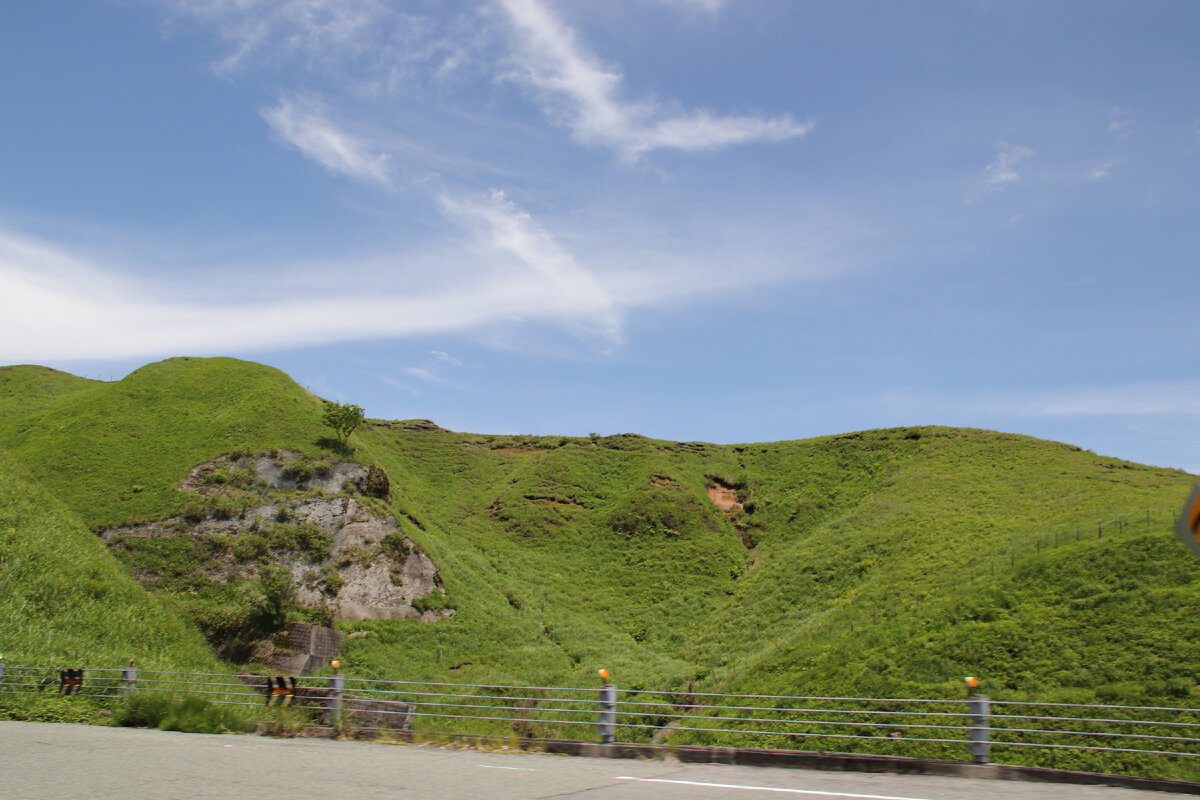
[{"xmin": 706, "ymin": 484, "xmax": 743, "ymax": 514}]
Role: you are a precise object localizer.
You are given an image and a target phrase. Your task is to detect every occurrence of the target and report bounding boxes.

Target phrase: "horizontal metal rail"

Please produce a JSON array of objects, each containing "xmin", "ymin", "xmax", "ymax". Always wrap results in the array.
[
  {"xmin": 615, "ymin": 700, "xmax": 968, "ymax": 720},
  {"xmin": 991, "ymin": 699, "xmax": 1200, "ymax": 713},
  {"xmin": 345, "ymin": 676, "xmax": 596, "ymax": 693},
  {"xmin": 5, "ymin": 664, "xmax": 1198, "ymax": 769},
  {"xmin": 620, "ymin": 689, "xmax": 966, "ymax": 705}
]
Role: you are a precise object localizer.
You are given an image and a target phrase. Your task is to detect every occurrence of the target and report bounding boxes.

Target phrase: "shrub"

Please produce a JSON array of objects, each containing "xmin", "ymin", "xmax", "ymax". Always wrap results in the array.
[
  {"xmin": 268, "ymin": 522, "xmax": 332, "ymax": 563},
  {"xmin": 232, "ymin": 534, "xmax": 268, "ymax": 562},
  {"xmin": 320, "ymin": 565, "xmax": 344, "ymax": 596},
  {"xmin": 0, "ymin": 694, "xmax": 109, "ymax": 725},
  {"xmin": 280, "ymin": 458, "xmax": 315, "ymax": 484},
  {"xmin": 380, "ymin": 531, "xmax": 410, "ymax": 561},
  {"xmin": 355, "ymin": 465, "xmax": 390, "ymax": 499},
  {"xmin": 412, "ymin": 590, "xmax": 451, "ymax": 614},
  {"xmin": 115, "ymin": 694, "xmax": 252, "ymax": 734},
  {"xmin": 255, "ymin": 564, "xmax": 296, "ymax": 631}
]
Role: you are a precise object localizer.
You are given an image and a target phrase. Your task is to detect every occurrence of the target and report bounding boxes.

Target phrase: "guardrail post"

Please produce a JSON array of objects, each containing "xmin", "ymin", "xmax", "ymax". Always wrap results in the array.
[
  {"xmin": 325, "ymin": 662, "xmax": 344, "ymax": 726},
  {"xmin": 120, "ymin": 660, "xmax": 137, "ymax": 696},
  {"xmin": 0, "ymin": 661, "xmax": 5, "ymax": 690},
  {"xmin": 967, "ymin": 692, "xmax": 990, "ymax": 764},
  {"xmin": 598, "ymin": 670, "xmax": 616, "ymax": 744}
]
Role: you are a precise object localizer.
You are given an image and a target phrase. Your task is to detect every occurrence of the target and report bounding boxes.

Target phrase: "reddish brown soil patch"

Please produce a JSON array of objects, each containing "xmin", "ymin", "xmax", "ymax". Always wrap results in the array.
[{"xmin": 706, "ymin": 485, "xmax": 743, "ymax": 513}]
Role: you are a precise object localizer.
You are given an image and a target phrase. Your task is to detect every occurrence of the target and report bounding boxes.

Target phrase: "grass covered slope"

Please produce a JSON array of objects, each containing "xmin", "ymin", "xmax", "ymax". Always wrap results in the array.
[
  {"xmin": 341, "ymin": 422, "xmax": 1199, "ymax": 705},
  {"xmin": 0, "ymin": 358, "xmax": 1196, "ymax": 735},
  {"xmin": 693, "ymin": 429, "xmax": 1200, "ymax": 697},
  {"xmin": 0, "ymin": 450, "xmax": 223, "ymax": 669},
  {"xmin": 0, "ymin": 357, "xmax": 331, "ymax": 528}
]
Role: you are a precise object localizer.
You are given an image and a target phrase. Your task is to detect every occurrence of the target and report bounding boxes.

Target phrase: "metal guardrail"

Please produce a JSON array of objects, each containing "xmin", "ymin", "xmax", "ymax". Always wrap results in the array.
[{"xmin": 3, "ymin": 663, "xmax": 1199, "ymax": 766}]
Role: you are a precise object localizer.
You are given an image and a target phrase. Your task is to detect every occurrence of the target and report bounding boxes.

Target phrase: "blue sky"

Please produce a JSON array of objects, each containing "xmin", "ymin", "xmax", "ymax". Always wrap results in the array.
[{"xmin": 1, "ymin": 1, "xmax": 1198, "ymax": 473}]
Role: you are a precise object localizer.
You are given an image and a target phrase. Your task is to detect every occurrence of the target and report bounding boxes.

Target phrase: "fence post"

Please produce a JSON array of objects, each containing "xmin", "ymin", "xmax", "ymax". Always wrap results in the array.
[
  {"xmin": 965, "ymin": 678, "xmax": 990, "ymax": 764},
  {"xmin": 0, "ymin": 660, "xmax": 5, "ymax": 690},
  {"xmin": 598, "ymin": 669, "xmax": 616, "ymax": 745},
  {"xmin": 325, "ymin": 661, "xmax": 344, "ymax": 726},
  {"xmin": 120, "ymin": 660, "xmax": 137, "ymax": 696}
]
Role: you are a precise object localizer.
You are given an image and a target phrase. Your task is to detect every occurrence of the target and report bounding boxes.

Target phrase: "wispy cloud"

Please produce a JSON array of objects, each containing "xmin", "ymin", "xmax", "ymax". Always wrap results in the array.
[
  {"xmin": 877, "ymin": 381, "xmax": 1200, "ymax": 422},
  {"xmin": 404, "ymin": 366, "xmax": 437, "ymax": 382},
  {"xmin": 1086, "ymin": 159, "xmax": 1118, "ymax": 182},
  {"xmin": 161, "ymin": 0, "xmax": 429, "ymax": 87},
  {"xmin": 0, "ymin": 221, "xmax": 617, "ymax": 362},
  {"xmin": 261, "ymin": 98, "xmax": 392, "ymax": 186},
  {"xmin": 981, "ymin": 142, "xmax": 1034, "ymax": 192},
  {"xmin": 1108, "ymin": 110, "xmax": 1133, "ymax": 142},
  {"xmin": 1020, "ymin": 383, "xmax": 1200, "ymax": 418},
  {"xmin": 436, "ymin": 188, "xmax": 620, "ymax": 339},
  {"xmin": 496, "ymin": 0, "xmax": 811, "ymax": 160},
  {"xmin": 655, "ymin": 0, "xmax": 727, "ymax": 15}
]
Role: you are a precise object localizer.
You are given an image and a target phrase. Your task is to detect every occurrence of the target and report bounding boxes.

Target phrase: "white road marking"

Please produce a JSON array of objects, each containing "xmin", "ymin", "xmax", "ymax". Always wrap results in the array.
[
  {"xmin": 614, "ymin": 777, "xmax": 941, "ymax": 800},
  {"xmin": 477, "ymin": 764, "xmax": 536, "ymax": 771}
]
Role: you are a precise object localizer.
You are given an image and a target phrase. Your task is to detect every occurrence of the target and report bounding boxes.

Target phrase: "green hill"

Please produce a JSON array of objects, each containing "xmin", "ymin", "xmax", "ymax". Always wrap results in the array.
[
  {"xmin": 0, "ymin": 449, "xmax": 223, "ymax": 670},
  {"xmin": 0, "ymin": 357, "xmax": 1197, "ymax": 776}
]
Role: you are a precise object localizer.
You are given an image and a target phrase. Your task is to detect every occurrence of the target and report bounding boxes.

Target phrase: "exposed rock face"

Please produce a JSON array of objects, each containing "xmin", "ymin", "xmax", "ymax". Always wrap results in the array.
[
  {"xmin": 101, "ymin": 452, "xmax": 451, "ymax": 622},
  {"xmin": 181, "ymin": 450, "xmax": 368, "ymax": 496}
]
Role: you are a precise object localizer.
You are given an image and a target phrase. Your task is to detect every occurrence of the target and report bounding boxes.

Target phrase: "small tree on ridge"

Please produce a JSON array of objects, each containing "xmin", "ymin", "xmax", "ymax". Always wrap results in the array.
[{"xmin": 323, "ymin": 401, "xmax": 365, "ymax": 452}]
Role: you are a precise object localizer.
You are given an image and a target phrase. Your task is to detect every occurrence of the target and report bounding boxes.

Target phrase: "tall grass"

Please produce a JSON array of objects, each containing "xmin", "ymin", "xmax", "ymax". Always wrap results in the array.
[
  {"xmin": 0, "ymin": 450, "xmax": 224, "ymax": 670},
  {"xmin": 1, "ymin": 358, "xmax": 1198, "ymax": 779}
]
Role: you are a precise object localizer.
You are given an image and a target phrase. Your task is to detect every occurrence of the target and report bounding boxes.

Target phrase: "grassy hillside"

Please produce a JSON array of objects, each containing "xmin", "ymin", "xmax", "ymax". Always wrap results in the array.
[
  {"xmin": 0, "ymin": 357, "xmax": 332, "ymax": 528},
  {"xmin": 0, "ymin": 449, "xmax": 224, "ymax": 670},
  {"xmin": 0, "ymin": 357, "xmax": 1197, "ymax": 776}
]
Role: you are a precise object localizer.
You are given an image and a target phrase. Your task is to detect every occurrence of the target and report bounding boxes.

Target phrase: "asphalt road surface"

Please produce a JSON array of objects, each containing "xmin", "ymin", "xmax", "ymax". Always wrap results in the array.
[{"xmin": 0, "ymin": 721, "xmax": 1178, "ymax": 799}]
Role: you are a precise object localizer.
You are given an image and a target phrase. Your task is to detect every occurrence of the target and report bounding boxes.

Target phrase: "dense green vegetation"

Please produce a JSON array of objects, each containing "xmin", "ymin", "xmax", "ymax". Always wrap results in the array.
[
  {"xmin": 0, "ymin": 450, "xmax": 223, "ymax": 670},
  {"xmin": 0, "ymin": 357, "xmax": 1197, "ymax": 778}
]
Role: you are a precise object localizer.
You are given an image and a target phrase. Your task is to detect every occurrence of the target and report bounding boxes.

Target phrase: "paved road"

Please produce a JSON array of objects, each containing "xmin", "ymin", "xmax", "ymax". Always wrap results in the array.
[{"xmin": 0, "ymin": 721, "xmax": 1177, "ymax": 800}]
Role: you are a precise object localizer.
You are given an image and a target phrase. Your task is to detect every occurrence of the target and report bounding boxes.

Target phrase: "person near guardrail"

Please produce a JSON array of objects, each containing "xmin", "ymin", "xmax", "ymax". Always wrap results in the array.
[
  {"xmin": 58, "ymin": 668, "xmax": 84, "ymax": 696},
  {"xmin": 266, "ymin": 676, "xmax": 296, "ymax": 707}
]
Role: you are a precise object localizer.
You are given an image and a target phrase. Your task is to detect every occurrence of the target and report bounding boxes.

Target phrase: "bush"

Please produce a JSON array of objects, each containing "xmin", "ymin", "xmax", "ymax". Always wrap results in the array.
[
  {"xmin": 268, "ymin": 522, "xmax": 332, "ymax": 563},
  {"xmin": 115, "ymin": 693, "xmax": 252, "ymax": 734},
  {"xmin": 255, "ymin": 564, "xmax": 295, "ymax": 631},
  {"xmin": 412, "ymin": 590, "xmax": 451, "ymax": 614},
  {"xmin": 232, "ymin": 534, "xmax": 269, "ymax": 562},
  {"xmin": 280, "ymin": 458, "xmax": 315, "ymax": 484},
  {"xmin": 0, "ymin": 694, "xmax": 109, "ymax": 725},
  {"xmin": 320, "ymin": 565, "xmax": 344, "ymax": 596},
  {"xmin": 355, "ymin": 465, "xmax": 390, "ymax": 499},
  {"xmin": 380, "ymin": 531, "xmax": 410, "ymax": 561}
]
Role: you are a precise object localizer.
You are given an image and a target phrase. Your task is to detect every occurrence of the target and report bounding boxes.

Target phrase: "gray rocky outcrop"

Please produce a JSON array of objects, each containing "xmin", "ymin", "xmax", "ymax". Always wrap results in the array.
[{"xmin": 100, "ymin": 452, "xmax": 451, "ymax": 623}]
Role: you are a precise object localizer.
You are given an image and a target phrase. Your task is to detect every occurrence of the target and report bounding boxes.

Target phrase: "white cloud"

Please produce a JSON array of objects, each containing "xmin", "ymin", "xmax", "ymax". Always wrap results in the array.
[
  {"xmin": 261, "ymin": 98, "xmax": 392, "ymax": 186},
  {"xmin": 1020, "ymin": 383, "xmax": 1200, "ymax": 418},
  {"xmin": 496, "ymin": 0, "xmax": 811, "ymax": 160},
  {"xmin": 0, "ymin": 222, "xmax": 618, "ymax": 362},
  {"xmin": 0, "ymin": 158, "xmax": 661, "ymax": 363},
  {"xmin": 658, "ymin": 0, "xmax": 726, "ymax": 13},
  {"xmin": 404, "ymin": 366, "xmax": 437, "ymax": 382},
  {"xmin": 879, "ymin": 382, "xmax": 1200, "ymax": 422},
  {"xmin": 161, "ymin": 0, "xmax": 422, "ymax": 83},
  {"xmin": 1086, "ymin": 159, "xmax": 1118, "ymax": 182},
  {"xmin": 981, "ymin": 142, "xmax": 1034, "ymax": 191},
  {"xmin": 436, "ymin": 189, "xmax": 621, "ymax": 339},
  {"xmin": 1108, "ymin": 111, "xmax": 1133, "ymax": 142}
]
